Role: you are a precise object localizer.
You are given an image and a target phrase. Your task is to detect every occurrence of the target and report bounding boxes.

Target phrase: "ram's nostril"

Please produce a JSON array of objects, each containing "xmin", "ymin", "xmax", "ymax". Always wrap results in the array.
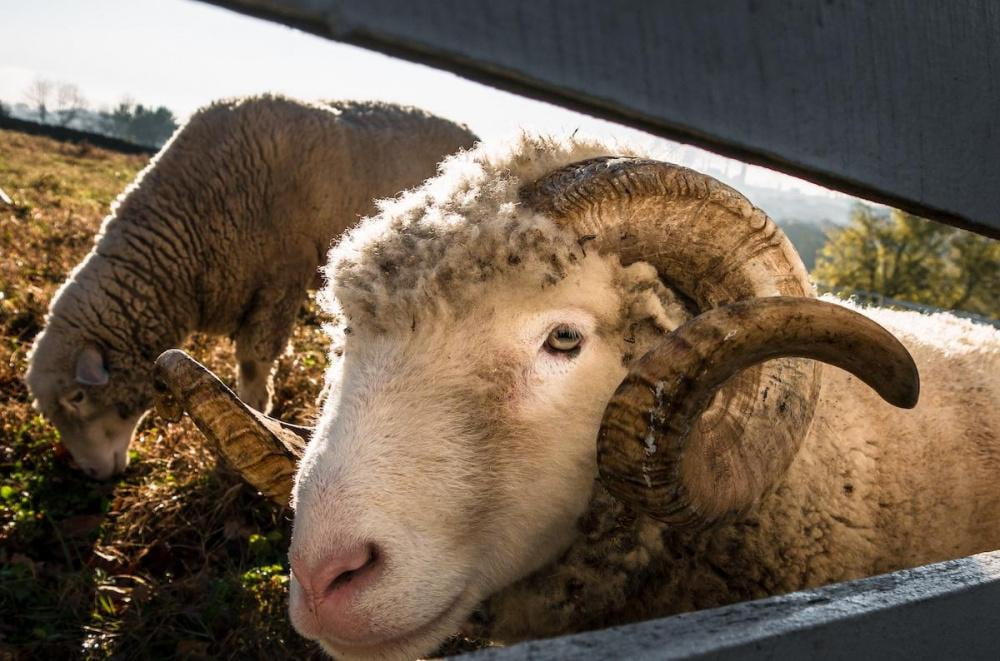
[
  {"xmin": 289, "ymin": 542, "xmax": 386, "ymax": 642},
  {"xmin": 327, "ymin": 567, "xmax": 357, "ymax": 593},
  {"xmin": 325, "ymin": 544, "xmax": 378, "ymax": 595}
]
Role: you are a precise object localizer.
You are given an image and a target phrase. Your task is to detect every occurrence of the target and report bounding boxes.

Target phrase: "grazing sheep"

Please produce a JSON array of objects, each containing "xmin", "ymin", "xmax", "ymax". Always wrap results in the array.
[
  {"xmin": 154, "ymin": 135, "xmax": 1000, "ymax": 661},
  {"xmin": 25, "ymin": 95, "xmax": 477, "ymax": 479}
]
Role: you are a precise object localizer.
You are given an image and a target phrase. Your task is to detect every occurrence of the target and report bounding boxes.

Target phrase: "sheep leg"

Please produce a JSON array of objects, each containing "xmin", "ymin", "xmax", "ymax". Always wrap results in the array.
[
  {"xmin": 233, "ymin": 285, "xmax": 307, "ymax": 414},
  {"xmin": 236, "ymin": 358, "xmax": 275, "ymax": 413}
]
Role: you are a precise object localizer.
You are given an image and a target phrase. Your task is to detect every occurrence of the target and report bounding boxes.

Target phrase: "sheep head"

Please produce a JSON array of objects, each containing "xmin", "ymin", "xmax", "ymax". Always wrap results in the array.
[
  {"xmin": 157, "ymin": 138, "xmax": 918, "ymax": 660},
  {"xmin": 26, "ymin": 327, "xmax": 148, "ymax": 479}
]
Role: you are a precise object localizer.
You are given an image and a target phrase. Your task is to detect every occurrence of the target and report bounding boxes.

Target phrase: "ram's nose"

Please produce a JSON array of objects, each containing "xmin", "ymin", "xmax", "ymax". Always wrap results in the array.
[{"xmin": 288, "ymin": 542, "xmax": 383, "ymax": 642}]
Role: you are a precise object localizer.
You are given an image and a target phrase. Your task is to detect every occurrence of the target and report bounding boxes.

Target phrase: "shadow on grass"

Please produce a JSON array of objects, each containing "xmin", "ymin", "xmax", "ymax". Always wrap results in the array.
[
  {"xmin": 0, "ymin": 424, "xmax": 113, "ymax": 658},
  {"xmin": 0, "ymin": 413, "xmax": 324, "ymax": 660}
]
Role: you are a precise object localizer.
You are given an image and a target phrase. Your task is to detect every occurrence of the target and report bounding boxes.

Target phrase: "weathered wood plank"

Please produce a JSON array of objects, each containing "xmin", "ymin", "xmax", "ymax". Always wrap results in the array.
[
  {"xmin": 201, "ymin": 0, "xmax": 1000, "ymax": 238},
  {"xmin": 460, "ymin": 550, "xmax": 1000, "ymax": 660}
]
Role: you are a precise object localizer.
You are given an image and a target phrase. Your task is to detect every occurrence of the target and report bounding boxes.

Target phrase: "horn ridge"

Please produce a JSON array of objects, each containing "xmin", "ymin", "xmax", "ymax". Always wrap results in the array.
[{"xmin": 597, "ymin": 297, "xmax": 918, "ymax": 527}]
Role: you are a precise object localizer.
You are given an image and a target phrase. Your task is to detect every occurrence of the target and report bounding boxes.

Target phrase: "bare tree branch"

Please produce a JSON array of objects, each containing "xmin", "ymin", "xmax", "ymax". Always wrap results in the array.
[
  {"xmin": 55, "ymin": 83, "xmax": 87, "ymax": 127},
  {"xmin": 23, "ymin": 77, "xmax": 54, "ymax": 123}
]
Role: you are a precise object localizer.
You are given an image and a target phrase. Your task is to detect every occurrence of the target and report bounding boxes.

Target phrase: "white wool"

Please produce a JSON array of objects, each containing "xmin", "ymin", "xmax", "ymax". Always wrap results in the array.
[{"xmin": 822, "ymin": 294, "xmax": 1000, "ymax": 357}]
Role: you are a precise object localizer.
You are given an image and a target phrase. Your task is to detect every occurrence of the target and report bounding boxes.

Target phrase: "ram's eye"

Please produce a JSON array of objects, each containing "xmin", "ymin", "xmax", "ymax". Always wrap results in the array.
[
  {"xmin": 68, "ymin": 390, "xmax": 85, "ymax": 404},
  {"xmin": 545, "ymin": 326, "xmax": 583, "ymax": 354}
]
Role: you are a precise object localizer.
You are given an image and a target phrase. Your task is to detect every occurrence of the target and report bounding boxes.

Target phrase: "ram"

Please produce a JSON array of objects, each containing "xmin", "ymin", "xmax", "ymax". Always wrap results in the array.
[
  {"xmin": 25, "ymin": 95, "xmax": 477, "ymax": 479},
  {"xmin": 155, "ymin": 136, "xmax": 1000, "ymax": 660}
]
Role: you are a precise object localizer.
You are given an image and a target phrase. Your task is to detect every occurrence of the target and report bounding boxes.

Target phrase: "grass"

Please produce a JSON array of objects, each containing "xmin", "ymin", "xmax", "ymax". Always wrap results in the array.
[{"xmin": 0, "ymin": 129, "xmax": 362, "ymax": 659}]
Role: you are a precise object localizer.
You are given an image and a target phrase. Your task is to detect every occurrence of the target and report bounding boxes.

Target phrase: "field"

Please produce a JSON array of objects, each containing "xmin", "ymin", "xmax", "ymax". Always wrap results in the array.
[{"xmin": 0, "ymin": 129, "xmax": 336, "ymax": 659}]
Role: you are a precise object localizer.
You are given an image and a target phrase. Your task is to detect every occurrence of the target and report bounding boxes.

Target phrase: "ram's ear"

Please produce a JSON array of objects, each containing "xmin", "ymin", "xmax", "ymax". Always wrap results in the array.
[{"xmin": 75, "ymin": 346, "xmax": 109, "ymax": 386}]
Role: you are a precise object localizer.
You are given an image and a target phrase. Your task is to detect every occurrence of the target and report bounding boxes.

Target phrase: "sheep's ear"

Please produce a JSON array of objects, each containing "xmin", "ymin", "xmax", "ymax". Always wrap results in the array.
[{"xmin": 75, "ymin": 346, "xmax": 109, "ymax": 386}]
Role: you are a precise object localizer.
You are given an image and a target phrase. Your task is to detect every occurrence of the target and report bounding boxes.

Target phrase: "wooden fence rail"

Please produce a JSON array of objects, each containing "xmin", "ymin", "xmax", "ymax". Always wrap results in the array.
[{"xmin": 462, "ymin": 550, "xmax": 1000, "ymax": 660}]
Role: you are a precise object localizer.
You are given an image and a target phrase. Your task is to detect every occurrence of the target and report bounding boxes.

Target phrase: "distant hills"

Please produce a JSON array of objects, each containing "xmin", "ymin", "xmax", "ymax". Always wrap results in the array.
[
  {"xmin": 4, "ymin": 100, "xmax": 177, "ymax": 148},
  {"xmin": 735, "ymin": 181, "xmax": 857, "ymax": 228},
  {"xmin": 6, "ymin": 102, "xmax": 108, "ymax": 134},
  {"xmin": 774, "ymin": 218, "xmax": 836, "ymax": 271}
]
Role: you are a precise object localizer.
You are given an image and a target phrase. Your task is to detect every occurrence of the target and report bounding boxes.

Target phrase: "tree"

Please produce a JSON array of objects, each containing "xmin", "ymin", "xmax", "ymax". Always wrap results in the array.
[
  {"xmin": 54, "ymin": 83, "xmax": 87, "ymax": 127},
  {"xmin": 0, "ymin": 100, "xmax": 10, "ymax": 118},
  {"xmin": 814, "ymin": 204, "xmax": 999, "ymax": 319},
  {"xmin": 128, "ymin": 104, "xmax": 178, "ymax": 146},
  {"xmin": 100, "ymin": 98, "xmax": 136, "ymax": 138},
  {"xmin": 100, "ymin": 98, "xmax": 178, "ymax": 147},
  {"xmin": 23, "ymin": 77, "xmax": 53, "ymax": 123},
  {"xmin": 949, "ymin": 230, "xmax": 1000, "ymax": 314}
]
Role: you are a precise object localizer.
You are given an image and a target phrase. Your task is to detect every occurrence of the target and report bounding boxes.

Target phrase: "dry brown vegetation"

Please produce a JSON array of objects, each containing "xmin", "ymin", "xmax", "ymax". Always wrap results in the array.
[{"xmin": 0, "ymin": 129, "xmax": 334, "ymax": 659}]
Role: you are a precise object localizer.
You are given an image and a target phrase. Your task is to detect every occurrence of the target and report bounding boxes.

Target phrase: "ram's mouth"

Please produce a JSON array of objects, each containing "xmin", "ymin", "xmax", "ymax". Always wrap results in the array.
[{"xmin": 317, "ymin": 585, "xmax": 473, "ymax": 659}]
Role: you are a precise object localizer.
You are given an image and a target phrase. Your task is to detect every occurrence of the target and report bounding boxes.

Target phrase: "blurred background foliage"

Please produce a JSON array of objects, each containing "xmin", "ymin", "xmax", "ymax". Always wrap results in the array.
[{"xmin": 813, "ymin": 204, "xmax": 999, "ymax": 321}]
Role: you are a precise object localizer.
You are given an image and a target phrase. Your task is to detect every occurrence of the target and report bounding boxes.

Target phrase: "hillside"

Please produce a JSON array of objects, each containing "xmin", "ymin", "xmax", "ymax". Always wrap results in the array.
[{"xmin": 737, "ymin": 181, "xmax": 856, "ymax": 228}]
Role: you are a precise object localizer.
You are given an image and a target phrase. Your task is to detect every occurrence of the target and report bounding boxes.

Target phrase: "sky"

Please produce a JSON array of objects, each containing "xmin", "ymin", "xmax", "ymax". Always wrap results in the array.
[{"xmin": 0, "ymin": 0, "xmax": 851, "ymax": 200}]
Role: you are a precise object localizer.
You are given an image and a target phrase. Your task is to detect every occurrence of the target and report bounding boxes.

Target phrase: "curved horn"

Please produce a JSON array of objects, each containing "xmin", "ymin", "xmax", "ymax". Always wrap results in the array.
[
  {"xmin": 598, "ymin": 297, "xmax": 918, "ymax": 526},
  {"xmin": 153, "ymin": 349, "xmax": 305, "ymax": 506},
  {"xmin": 520, "ymin": 157, "xmax": 917, "ymax": 527}
]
